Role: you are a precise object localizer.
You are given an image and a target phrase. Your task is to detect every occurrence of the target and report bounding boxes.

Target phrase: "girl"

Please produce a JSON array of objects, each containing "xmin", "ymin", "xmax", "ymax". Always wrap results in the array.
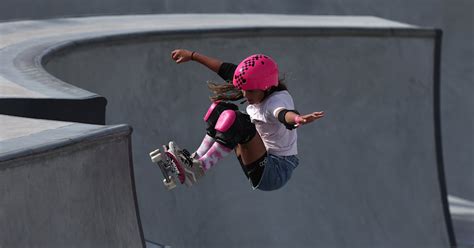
[{"xmin": 166, "ymin": 49, "xmax": 324, "ymax": 191}]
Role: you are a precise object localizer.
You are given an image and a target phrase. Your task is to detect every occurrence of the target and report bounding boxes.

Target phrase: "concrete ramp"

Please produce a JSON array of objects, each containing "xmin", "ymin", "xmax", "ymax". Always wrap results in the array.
[
  {"xmin": 0, "ymin": 14, "xmax": 455, "ymax": 247},
  {"xmin": 0, "ymin": 115, "xmax": 145, "ymax": 247}
]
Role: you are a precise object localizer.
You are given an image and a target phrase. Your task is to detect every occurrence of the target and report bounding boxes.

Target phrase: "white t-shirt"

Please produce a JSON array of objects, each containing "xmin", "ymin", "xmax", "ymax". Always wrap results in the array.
[{"xmin": 246, "ymin": 91, "xmax": 297, "ymax": 156}]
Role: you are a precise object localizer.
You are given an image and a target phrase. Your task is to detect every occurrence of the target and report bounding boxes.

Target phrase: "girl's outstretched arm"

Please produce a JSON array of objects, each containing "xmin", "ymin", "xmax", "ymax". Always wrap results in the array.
[
  {"xmin": 292, "ymin": 111, "xmax": 325, "ymax": 127},
  {"xmin": 277, "ymin": 110, "xmax": 325, "ymax": 128},
  {"xmin": 171, "ymin": 49, "xmax": 222, "ymax": 73}
]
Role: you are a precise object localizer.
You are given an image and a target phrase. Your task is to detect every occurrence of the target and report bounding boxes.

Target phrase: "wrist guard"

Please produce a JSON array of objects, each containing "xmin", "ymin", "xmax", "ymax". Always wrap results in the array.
[{"xmin": 277, "ymin": 109, "xmax": 300, "ymax": 130}]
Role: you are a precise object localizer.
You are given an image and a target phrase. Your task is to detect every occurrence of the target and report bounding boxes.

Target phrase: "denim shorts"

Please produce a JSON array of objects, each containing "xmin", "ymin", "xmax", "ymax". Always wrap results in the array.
[{"xmin": 253, "ymin": 154, "xmax": 299, "ymax": 191}]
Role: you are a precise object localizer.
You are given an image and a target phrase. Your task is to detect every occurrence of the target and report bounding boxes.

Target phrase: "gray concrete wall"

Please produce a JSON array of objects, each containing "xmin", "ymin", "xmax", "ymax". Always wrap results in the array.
[
  {"xmin": 0, "ymin": 0, "xmax": 442, "ymax": 25},
  {"xmin": 1, "ymin": 0, "xmax": 471, "ymax": 202},
  {"xmin": 44, "ymin": 29, "xmax": 451, "ymax": 247},
  {"xmin": 439, "ymin": 0, "xmax": 474, "ymax": 200},
  {"xmin": 0, "ymin": 120, "xmax": 144, "ymax": 248}
]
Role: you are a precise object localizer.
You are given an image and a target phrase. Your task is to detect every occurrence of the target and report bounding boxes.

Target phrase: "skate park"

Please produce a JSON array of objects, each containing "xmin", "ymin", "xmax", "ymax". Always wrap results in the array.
[{"xmin": 1, "ymin": 2, "xmax": 473, "ymax": 248}]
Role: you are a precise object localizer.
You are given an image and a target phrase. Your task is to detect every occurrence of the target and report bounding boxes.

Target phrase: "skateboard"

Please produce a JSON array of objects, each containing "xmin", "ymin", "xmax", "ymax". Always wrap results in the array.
[
  {"xmin": 149, "ymin": 145, "xmax": 189, "ymax": 190},
  {"xmin": 150, "ymin": 141, "xmax": 205, "ymax": 190}
]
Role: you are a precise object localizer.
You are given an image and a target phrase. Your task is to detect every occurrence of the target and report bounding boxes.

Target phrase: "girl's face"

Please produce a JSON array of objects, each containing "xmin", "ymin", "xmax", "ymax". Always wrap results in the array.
[{"xmin": 242, "ymin": 89, "xmax": 265, "ymax": 104}]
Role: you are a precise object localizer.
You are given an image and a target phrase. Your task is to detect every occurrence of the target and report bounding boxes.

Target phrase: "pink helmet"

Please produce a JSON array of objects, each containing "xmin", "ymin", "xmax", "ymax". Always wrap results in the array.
[{"xmin": 233, "ymin": 54, "xmax": 279, "ymax": 91}]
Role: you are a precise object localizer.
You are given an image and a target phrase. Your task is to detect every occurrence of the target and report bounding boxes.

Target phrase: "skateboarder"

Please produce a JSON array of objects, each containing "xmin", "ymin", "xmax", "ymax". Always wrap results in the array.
[{"xmin": 151, "ymin": 49, "xmax": 324, "ymax": 191}]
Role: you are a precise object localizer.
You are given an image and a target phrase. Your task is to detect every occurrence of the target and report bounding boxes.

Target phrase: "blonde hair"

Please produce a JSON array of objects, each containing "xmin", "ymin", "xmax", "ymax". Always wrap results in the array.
[{"xmin": 207, "ymin": 81, "xmax": 243, "ymax": 102}]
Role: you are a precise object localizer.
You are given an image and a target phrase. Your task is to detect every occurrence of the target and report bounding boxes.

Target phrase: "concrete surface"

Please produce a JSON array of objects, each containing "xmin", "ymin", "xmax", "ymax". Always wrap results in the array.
[
  {"xmin": 0, "ymin": 14, "xmax": 470, "ymax": 247},
  {"xmin": 449, "ymin": 196, "xmax": 474, "ymax": 246},
  {"xmin": 439, "ymin": 0, "xmax": 474, "ymax": 203},
  {"xmin": 0, "ymin": 0, "xmax": 447, "ymax": 26},
  {"xmin": 0, "ymin": 116, "xmax": 144, "ymax": 247},
  {"xmin": 39, "ymin": 15, "xmax": 452, "ymax": 247},
  {"xmin": 3, "ymin": 0, "xmax": 474, "ymax": 215},
  {"xmin": 0, "ymin": 114, "xmax": 69, "ymax": 141},
  {"xmin": 2, "ymin": 0, "xmax": 472, "ymax": 205}
]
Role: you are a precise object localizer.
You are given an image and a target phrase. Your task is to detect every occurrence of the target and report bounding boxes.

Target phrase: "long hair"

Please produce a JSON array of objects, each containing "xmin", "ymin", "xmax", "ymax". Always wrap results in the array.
[{"xmin": 207, "ymin": 75, "xmax": 288, "ymax": 103}]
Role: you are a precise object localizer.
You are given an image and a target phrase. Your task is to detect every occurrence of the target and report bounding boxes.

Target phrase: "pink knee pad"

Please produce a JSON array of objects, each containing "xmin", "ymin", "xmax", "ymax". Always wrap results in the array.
[
  {"xmin": 203, "ymin": 101, "xmax": 239, "ymax": 138},
  {"xmin": 215, "ymin": 110, "xmax": 236, "ymax": 132},
  {"xmin": 203, "ymin": 101, "xmax": 221, "ymax": 122},
  {"xmin": 203, "ymin": 101, "xmax": 238, "ymax": 122},
  {"xmin": 214, "ymin": 110, "xmax": 256, "ymax": 149}
]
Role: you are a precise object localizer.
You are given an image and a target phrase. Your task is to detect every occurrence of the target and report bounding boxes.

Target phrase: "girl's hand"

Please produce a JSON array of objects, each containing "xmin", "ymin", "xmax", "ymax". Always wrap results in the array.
[
  {"xmin": 295, "ymin": 111, "xmax": 325, "ymax": 127},
  {"xmin": 171, "ymin": 49, "xmax": 193, "ymax": 64}
]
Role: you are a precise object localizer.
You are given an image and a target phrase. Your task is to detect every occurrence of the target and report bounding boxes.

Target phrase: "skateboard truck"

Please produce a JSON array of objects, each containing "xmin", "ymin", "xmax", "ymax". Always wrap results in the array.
[
  {"xmin": 150, "ymin": 142, "xmax": 204, "ymax": 190},
  {"xmin": 150, "ymin": 148, "xmax": 180, "ymax": 190}
]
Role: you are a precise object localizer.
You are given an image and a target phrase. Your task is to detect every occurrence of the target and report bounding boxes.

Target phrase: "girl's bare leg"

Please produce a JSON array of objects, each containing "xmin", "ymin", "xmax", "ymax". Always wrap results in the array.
[{"xmin": 235, "ymin": 133, "xmax": 266, "ymax": 165}]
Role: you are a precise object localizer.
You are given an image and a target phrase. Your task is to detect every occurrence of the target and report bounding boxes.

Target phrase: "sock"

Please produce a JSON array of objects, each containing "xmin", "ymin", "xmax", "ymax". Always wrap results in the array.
[
  {"xmin": 195, "ymin": 134, "xmax": 215, "ymax": 158},
  {"xmin": 199, "ymin": 142, "xmax": 232, "ymax": 171}
]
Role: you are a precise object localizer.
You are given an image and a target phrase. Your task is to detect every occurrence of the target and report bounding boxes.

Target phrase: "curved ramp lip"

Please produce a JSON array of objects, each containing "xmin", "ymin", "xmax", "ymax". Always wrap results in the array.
[
  {"xmin": 0, "ymin": 14, "xmax": 437, "ymax": 100},
  {"xmin": 38, "ymin": 25, "xmax": 437, "ymax": 65}
]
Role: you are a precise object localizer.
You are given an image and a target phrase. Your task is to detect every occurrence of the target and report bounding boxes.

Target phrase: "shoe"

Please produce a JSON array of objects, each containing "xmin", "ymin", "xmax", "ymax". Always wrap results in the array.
[{"xmin": 167, "ymin": 141, "xmax": 205, "ymax": 186}]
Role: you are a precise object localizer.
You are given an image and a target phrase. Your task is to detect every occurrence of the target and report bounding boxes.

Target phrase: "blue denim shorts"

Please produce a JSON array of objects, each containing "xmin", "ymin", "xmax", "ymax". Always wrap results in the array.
[{"xmin": 253, "ymin": 154, "xmax": 299, "ymax": 191}]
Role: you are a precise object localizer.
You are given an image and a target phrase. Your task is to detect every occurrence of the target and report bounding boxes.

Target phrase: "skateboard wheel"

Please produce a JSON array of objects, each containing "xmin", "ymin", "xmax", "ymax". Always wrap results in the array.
[
  {"xmin": 163, "ymin": 178, "xmax": 176, "ymax": 190},
  {"xmin": 149, "ymin": 149, "xmax": 160, "ymax": 157},
  {"xmin": 150, "ymin": 152, "xmax": 163, "ymax": 163}
]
